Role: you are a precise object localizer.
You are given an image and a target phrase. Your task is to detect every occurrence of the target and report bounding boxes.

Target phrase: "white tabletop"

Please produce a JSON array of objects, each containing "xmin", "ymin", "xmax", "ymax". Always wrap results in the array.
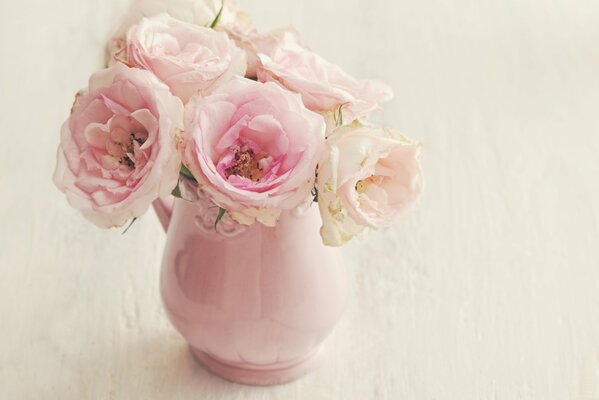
[{"xmin": 1, "ymin": 0, "xmax": 599, "ymax": 399}]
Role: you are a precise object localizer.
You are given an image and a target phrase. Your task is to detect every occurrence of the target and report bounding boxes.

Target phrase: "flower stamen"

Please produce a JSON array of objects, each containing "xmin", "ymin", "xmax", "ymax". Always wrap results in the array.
[
  {"xmin": 224, "ymin": 145, "xmax": 268, "ymax": 182},
  {"xmin": 115, "ymin": 128, "xmax": 148, "ymax": 169}
]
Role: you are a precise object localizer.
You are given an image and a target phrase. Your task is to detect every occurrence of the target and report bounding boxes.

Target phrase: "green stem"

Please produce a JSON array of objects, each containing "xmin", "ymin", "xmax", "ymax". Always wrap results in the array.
[
  {"xmin": 210, "ymin": 0, "xmax": 225, "ymax": 28},
  {"xmin": 122, "ymin": 218, "xmax": 137, "ymax": 234}
]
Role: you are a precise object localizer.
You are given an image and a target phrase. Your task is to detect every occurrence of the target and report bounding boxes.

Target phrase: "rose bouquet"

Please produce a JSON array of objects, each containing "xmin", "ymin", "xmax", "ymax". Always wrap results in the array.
[{"xmin": 53, "ymin": 0, "xmax": 423, "ymax": 247}]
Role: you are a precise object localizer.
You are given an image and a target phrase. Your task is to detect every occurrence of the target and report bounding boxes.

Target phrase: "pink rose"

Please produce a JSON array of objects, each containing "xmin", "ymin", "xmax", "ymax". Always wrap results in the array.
[
  {"xmin": 317, "ymin": 123, "xmax": 422, "ymax": 246},
  {"xmin": 257, "ymin": 42, "xmax": 393, "ymax": 122},
  {"xmin": 53, "ymin": 63, "xmax": 184, "ymax": 228},
  {"xmin": 125, "ymin": 14, "xmax": 246, "ymax": 102},
  {"xmin": 226, "ymin": 26, "xmax": 303, "ymax": 78},
  {"xmin": 107, "ymin": 0, "xmax": 253, "ymax": 67},
  {"xmin": 181, "ymin": 77, "xmax": 326, "ymax": 226}
]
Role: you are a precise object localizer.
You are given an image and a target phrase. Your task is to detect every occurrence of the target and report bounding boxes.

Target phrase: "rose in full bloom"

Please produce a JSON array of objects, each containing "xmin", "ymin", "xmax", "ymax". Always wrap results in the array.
[
  {"xmin": 317, "ymin": 123, "xmax": 422, "ymax": 246},
  {"xmin": 257, "ymin": 42, "xmax": 393, "ymax": 122},
  {"xmin": 107, "ymin": 0, "xmax": 253, "ymax": 67},
  {"xmin": 124, "ymin": 14, "xmax": 246, "ymax": 102},
  {"xmin": 53, "ymin": 63, "xmax": 184, "ymax": 228},
  {"xmin": 181, "ymin": 77, "xmax": 325, "ymax": 226}
]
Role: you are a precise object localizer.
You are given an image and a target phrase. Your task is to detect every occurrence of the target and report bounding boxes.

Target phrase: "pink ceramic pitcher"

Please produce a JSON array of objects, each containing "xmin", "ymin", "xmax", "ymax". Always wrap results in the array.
[{"xmin": 152, "ymin": 186, "xmax": 347, "ymax": 386}]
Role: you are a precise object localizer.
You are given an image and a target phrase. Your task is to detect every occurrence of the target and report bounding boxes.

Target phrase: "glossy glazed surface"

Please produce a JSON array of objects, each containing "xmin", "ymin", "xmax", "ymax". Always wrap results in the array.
[{"xmin": 159, "ymin": 198, "xmax": 347, "ymax": 385}]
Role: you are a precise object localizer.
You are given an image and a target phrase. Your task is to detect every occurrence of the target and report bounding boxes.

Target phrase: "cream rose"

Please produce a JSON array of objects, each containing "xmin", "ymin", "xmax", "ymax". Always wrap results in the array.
[
  {"xmin": 53, "ymin": 63, "xmax": 184, "ymax": 228},
  {"xmin": 124, "ymin": 14, "xmax": 246, "ymax": 102},
  {"xmin": 317, "ymin": 123, "xmax": 422, "ymax": 246},
  {"xmin": 113, "ymin": 0, "xmax": 250, "ymax": 38}
]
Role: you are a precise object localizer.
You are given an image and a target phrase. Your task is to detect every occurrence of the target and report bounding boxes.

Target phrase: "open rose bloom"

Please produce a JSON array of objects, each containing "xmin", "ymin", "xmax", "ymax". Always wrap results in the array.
[
  {"xmin": 55, "ymin": 0, "xmax": 423, "ymax": 245},
  {"xmin": 317, "ymin": 123, "xmax": 423, "ymax": 246},
  {"xmin": 181, "ymin": 78, "xmax": 325, "ymax": 226},
  {"xmin": 53, "ymin": 63, "xmax": 184, "ymax": 228}
]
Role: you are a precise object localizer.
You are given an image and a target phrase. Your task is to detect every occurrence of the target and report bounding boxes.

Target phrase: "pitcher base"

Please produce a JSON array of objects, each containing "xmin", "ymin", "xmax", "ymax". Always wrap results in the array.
[{"xmin": 190, "ymin": 346, "xmax": 323, "ymax": 386}]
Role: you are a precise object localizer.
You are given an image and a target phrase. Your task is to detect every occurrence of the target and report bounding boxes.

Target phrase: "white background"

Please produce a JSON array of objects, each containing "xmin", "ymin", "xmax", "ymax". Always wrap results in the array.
[{"xmin": 1, "ymin": 0, "xmax": 599, "ymax": 399}]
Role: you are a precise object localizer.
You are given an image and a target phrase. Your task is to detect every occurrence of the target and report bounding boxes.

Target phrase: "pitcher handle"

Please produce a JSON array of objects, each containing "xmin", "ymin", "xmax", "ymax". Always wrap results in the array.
[{"xmin": 152, "ymin": 196, "xmax": 174, "ymax": 232}]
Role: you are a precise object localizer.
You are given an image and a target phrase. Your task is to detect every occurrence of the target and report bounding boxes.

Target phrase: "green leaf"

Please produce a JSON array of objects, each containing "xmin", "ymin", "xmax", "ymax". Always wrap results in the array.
[
  {"xmin": 214, "ymin": 207, "xmax": 226, "ymax": 230},
  {"xmin": 171, "ymin": 183, "xmax": 182, "ymax": 199},
  {"xmin": 209, "ymin": 0, "xmax": 225, "ymax": 28},
  {"xmin": 180, "ymin": 164, "xmax": 195, "ymax": 181},
  {"xmin": 122, "ymin": 217, "xmax": 137, "ymax": 235}
]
